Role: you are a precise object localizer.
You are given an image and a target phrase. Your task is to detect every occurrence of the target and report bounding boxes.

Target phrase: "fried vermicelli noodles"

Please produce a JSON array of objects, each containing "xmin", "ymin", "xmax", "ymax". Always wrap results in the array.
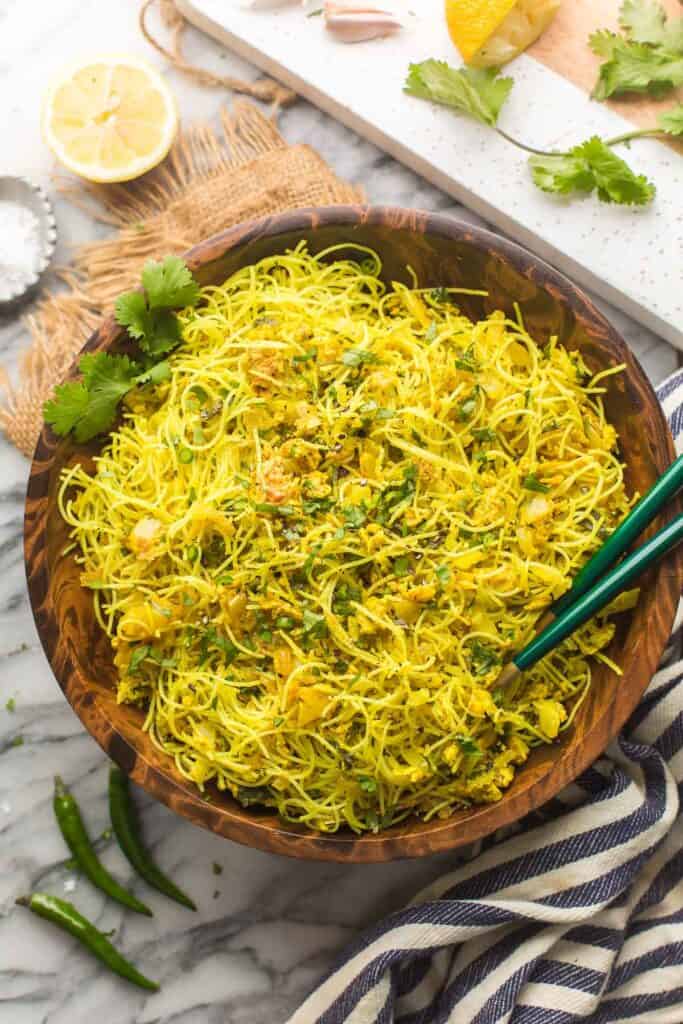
[{"xmin": 59, "ymin": 244, "xmax": 635, "ymax": 833}]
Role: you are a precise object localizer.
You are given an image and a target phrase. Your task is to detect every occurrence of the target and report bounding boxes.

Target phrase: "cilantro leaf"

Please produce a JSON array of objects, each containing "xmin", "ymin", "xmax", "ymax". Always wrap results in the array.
[
  {"xmin": 619, "ymin": 0, "xmax": 683, "ymax": 50},
  {"xmin": 405, "ymin": 60, "xmax": 513, "ymax": 127},
  {"xmin": 142, "ymin": 310, "xmax": 183, "ymax": 357},
  {"xmin": 529, "ymin": 151, "xmax": 595, "ymax": 197},
  {"xmin": 44, "ymin": 382, "xmax": 90, "ymax": 439},
  {"xmin": 45, "ymin": 353, "xmax": 141, "ymax": 442},
  {"xmin": 658, "ymin": 102, "xmax": 683, "ymax": 135},
  {"xmin": 116, "ymin": 257, "xmax": 199, "ymax": 356},
  {"xmin": 359, "ymin": 776, "xmax": 377, "ymax": 793},
  {"xmin": 590, "ymin": 30, "xmax": 683, "ymax": 99},
  {"xmin": 578, "ymin": 138, "xmax": 656, "ymax": 204},
  {"xmin": 529, "ymin": 137, "xmax": 656, "ymax": 206},
  {"xmin": 115, "ymin": 291, "xmax": 152, "ymax": 341},
  {"xmin": 135, "ymin": 360, "xmax": 171, "ymax": 387},
  {"xmin": 141, "ymin": 255, "xmax": 201, "ymax": 311}
]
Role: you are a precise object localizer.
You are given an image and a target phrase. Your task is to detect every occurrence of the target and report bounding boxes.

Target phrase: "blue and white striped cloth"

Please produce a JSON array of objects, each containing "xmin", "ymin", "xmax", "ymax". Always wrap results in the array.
[{"xmin": 290, "ymin": 369, "xmax": 683, "ymax": 1024}]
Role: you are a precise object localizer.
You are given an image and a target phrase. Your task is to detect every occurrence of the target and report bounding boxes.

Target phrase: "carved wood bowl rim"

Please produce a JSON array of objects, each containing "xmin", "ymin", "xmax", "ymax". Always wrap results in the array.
[{"xmin": 24, "ymin": 205, "xmax": 683, "ymax": 862}]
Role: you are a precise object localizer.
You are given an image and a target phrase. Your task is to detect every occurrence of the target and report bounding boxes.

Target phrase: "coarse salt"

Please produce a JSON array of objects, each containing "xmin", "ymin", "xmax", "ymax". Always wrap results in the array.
[{"xmin": 0, "ymin": 201, "xmax": 42, "ymax": 301}]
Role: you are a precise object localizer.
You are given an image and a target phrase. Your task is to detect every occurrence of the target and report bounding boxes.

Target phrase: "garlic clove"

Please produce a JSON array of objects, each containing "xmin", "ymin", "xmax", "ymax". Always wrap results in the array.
[
  {"xmin": 324, "ymin": 3, "xmax": 402, "ymax": 42},
  {"xmin": 241, "ymin": 0, "xmax": 301, "ymax": 9}
]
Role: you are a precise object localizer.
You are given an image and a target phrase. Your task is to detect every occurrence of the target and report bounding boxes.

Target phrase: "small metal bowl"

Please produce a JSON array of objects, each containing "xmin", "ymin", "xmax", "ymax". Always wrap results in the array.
[{"xmin": 0, "ymin": 176, "xmax": 57, "ymax": 309}]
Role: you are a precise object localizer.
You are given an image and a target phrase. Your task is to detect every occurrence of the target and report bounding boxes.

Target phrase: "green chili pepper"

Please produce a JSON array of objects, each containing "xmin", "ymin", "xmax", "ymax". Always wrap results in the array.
[
  {"xmin": 16, "ymin": 893, "xmax": 159, "ymax": 991},
  {"xmin": 108, "ymin": 765, "xmax": 196, "ymax": 911},
  {"xmin": 53, "ymin": 776, "xmax": 151, "ymax": 916}
]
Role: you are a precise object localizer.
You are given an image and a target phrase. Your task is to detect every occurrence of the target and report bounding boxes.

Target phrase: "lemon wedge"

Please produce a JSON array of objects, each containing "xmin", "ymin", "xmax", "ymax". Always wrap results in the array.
[
  {"xmin": 43, "ymin": 55, "xmax": 178, "ymax": 183},
  {"xmin": 445, "ymin": 0, "xmax": 561, "ymax": 67}
]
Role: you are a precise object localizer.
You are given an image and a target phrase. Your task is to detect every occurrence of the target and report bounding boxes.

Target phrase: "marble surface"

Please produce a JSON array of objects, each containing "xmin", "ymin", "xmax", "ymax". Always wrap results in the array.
[{"xmin": 0, "ymin": 2, "xmax": 679, "ymax": 1022}]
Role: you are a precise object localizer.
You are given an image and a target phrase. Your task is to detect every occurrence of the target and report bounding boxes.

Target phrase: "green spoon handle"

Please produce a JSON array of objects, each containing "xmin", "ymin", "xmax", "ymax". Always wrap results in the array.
[
  {"xmin": 516, "ymin": 513, "xmax": 683, "ymax": 672},
  {"xmin": 552, "ymin": 454, "xmax": 683, "ymax": 617}
]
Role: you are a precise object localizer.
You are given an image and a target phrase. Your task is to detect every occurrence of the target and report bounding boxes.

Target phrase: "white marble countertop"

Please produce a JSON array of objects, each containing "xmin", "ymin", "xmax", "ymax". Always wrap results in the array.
[{"xmin": 0, "ymin": 2, "xmax": 679, "ymax": 1022}]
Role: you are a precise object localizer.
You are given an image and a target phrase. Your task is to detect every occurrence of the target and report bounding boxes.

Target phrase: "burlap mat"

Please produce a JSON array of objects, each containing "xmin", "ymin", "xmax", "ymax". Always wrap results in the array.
[{"xmin": 0, "ymin": 101, "xmax": 363, "ymax": 457}]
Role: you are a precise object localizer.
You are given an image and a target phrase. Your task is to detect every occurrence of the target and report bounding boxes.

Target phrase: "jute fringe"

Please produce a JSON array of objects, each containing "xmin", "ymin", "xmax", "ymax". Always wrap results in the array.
[
  {"xmin": 139, "ymin": 0, "xmax": 297, "ymax": 109},
  {"xmin": 0, "ymin": 101, "xmax": 363, "ymax": 456}
]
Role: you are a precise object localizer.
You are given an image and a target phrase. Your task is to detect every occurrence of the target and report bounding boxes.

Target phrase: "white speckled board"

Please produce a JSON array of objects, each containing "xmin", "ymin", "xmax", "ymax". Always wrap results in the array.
[{"xmin": 178, "ymin": 0, "xmax": 683, "ymax": 347}]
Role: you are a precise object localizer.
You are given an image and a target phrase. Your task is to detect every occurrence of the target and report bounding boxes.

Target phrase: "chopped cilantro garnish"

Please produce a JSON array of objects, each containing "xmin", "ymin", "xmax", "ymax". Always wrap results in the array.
[
  {"xmin": 425, "ymin": 321, "xmax": 438, "ymax": 343},
  {"xmin": 292, "ymin": 348, "xmax": 318, "ymax": 363},
  {"xmin": 456, "ymin": 734, "xmax": 481, "ymax": 756},
  {"xmin": 522, "ymin": 474, "xmax": 550, "ymax": 493},
  {"xmin": 455, "ymin": 346, "xmax": 479, "ymax": 372},
  {"xmin": 303, "ymin": 497, "xmax": 334, "ymax": 515},
  {"xmin": 275, "ymin": 615, "xmax": 295, "ymax": 631},
  {"xmin": 341, "ymin": 348, "xmax": 380, "ymax": 368},
  {"xmin": 343, "ymin": 505, "xmax": 367, "ymax": 529},
  {"xmin": 468, "ymin": 641, "xmax": 501, "ymax": 676},
  {"xmin": 457, "ymin": 389, "xmax": 479, "ymax": 422},
  {"xmin": 376, "ymin": 464, "xmax": 417, "ymax": 521},
  {"xmin": 303, "ymin": 543, "xmax": 322, "ymax": 579},
  {"xmin": 302, "ymin": 609, "xmax": 328, "ymax": 638},
  {"xmin": 199, "ymin": 628, "xmax": 238, "ymax": 666},
  {"xmin": 235, "ymin": 785, "xmax": 271, "ymax": 807},
  {"xmin": 472, "ymin": 427, "xmax": 497, "ymax": 442},
  {"xmin": 254, "ymin": 502, "xmax": 297, "ymax": 516},
  {"xmin": 129, "ymin": 645, "xmax": 151, "ymax": 675}
]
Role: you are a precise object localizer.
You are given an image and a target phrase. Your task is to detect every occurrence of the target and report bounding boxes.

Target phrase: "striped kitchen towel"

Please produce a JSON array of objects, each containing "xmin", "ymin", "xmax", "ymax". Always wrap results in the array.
[{"xmin": 290, "ymin": 368, "xmax": 683, "ymax": 1024}]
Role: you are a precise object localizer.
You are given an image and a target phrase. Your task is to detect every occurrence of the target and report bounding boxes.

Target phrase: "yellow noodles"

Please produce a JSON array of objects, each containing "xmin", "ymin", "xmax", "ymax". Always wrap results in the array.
[{"xmin": 59, "ymin": 244, "xmax": 634, "ymax": 833}]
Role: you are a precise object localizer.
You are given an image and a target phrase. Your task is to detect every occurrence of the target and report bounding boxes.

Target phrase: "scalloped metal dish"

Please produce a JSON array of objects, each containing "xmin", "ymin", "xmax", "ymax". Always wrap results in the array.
[{"xmin": 0, "ymin": 176, "xmax": 57, "ymax": 308}]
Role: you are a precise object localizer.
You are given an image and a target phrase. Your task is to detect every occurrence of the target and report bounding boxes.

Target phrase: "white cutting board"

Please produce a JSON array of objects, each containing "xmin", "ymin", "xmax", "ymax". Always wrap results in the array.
[{"xmin": 178, "ymin": 0, "xmax": 683, "ymax": 347}]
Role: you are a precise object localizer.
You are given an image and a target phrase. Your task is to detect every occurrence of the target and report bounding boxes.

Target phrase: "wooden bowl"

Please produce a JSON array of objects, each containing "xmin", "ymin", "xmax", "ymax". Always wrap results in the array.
[{"xmin": 25, "ymin": 206, "xmax": 683, "ymax": 862}]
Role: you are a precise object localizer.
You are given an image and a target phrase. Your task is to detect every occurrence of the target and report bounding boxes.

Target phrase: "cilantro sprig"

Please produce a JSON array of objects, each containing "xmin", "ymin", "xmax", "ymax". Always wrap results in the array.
[
  {"xmin": 405, "ymin": 44, "xmax": 683, "ymax": 207},
  {"xmin": 590, "ymin": 0, "xmax": 683, "ymax": 100},
  {"xmin": 44, "ymin": 256, "xmax": 200, "ymax": 442},
  {"xmin": 529, "ymin": 138, "xmax": 656, "ymax": 206}
]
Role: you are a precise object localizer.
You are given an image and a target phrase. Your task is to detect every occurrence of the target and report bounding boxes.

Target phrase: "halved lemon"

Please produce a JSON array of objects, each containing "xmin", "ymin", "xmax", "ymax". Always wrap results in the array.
[
  {"xmin": 445, "ymin": 0, "xmax": 560, "ymax": 67},
  {"xmin": 43, "ymin": 55, "xmax": 178, "ymax": 183}
]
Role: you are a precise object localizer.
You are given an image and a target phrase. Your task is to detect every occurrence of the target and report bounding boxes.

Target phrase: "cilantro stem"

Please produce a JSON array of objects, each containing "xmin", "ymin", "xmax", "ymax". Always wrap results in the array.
[
  {"xmin": 603, "ymin": 128, "xmax": 663, "ymax": 147},
  {"xmin": 495, "ymin": 128, "xmax": 552, "ymax": 157},
  {"xmin": 498, "ymin": 125, "xmax": 665, "ymax": 159}
]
